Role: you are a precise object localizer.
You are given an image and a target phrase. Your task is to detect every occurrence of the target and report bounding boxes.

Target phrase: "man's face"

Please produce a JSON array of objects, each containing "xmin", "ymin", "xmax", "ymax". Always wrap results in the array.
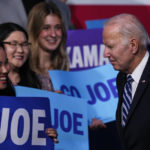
[{"xmin": 103, "ymin": 25, "xmax": 133, "ymax": 73}]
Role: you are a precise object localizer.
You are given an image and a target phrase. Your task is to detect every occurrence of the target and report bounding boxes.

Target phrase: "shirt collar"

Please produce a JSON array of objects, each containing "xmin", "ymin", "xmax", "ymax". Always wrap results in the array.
[{"xmin": 131, "ymin": 51, "xmax": 149, "ymax": 84}]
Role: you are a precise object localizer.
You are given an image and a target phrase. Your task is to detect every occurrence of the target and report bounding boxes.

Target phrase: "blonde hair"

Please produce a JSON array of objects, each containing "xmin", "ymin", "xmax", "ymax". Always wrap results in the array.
[{"xmin": 27, "ymin": 2, "xmax": 69, "ymax": 73}]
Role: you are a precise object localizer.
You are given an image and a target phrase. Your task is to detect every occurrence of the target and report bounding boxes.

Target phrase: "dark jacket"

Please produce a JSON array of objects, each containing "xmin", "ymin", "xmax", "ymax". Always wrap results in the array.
[{"xmin": 116, "ymin": 56, "xmax": 150, "ymax": 150}]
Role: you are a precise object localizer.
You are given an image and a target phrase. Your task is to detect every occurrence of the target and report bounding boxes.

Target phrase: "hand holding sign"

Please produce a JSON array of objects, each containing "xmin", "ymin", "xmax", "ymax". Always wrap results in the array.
[
  {"xmin": 46, "ymin": 128, "xmax": 59, "ymax": 143},
  {"xmin": 49, "ymin": 64, "xmax": 119, "ymax": 124},
  {"xmin": 15, "ymin": 86, "xmax": 89, "ymax": 150}
]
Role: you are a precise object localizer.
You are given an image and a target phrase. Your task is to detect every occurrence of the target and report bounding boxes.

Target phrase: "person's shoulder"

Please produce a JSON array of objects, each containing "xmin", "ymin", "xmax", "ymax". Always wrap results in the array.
[
  {"xmin": 116, "ymin": 72, "xmax": 126, "ymax": 83},
  {"xmin": 117, "ymin": 71, "xmax": 125, "ymax": 78},
  {"xmin": 51, "ymin": 0, "xmax": 67, "ymax": 9}
]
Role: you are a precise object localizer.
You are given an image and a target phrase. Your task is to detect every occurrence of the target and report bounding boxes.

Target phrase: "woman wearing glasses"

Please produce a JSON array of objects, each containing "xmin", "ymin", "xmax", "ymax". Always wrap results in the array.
[
  {"xmin": 0, "ymin": 22, "xmax": 59, "ymax": 143},
  {"xmin": 0, "ymin": 22, "xmax": 41, "ymax": 88}
]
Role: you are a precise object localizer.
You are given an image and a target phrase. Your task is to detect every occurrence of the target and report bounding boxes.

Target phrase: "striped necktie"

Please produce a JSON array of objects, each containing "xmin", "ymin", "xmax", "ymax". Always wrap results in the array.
[{"xmin": 122, "ymin": 75, "xmax": 134, "ymax": 127}]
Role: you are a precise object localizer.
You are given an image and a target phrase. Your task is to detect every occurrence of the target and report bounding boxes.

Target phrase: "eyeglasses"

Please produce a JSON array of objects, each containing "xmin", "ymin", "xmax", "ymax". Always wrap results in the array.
[{"xmin": 3, "ymin": 41, "xmax": 31, "ymax": 50}]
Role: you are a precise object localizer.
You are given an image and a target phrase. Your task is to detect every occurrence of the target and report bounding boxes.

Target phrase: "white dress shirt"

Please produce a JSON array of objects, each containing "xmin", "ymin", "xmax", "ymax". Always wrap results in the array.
[{"xmin": 131, "ymin": 51, "xmax": 149, "ymax": 100}]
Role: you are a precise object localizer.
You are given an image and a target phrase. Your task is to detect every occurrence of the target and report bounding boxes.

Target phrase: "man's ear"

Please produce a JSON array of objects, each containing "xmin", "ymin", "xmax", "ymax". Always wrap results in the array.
[{"xmin": 130, "ymin": 38, "xmax": 138, "ymax": 54}]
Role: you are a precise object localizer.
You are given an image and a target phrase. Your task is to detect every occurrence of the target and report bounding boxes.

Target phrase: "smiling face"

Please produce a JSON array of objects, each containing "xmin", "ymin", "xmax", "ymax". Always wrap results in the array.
[
  {"xmin": 3, "ymin": 31, "xmax": 29, "ymax": 69},
  {"xmin": 0, "ymin": 48, "xmax": 10, "ymax": 90},
  {"xmin": 103, "ymin": 25, "xmax": 135, "ymax": 73},
  {"xmin": 38, "ymin": 14, "xmax": 62, "ymax": 53}
]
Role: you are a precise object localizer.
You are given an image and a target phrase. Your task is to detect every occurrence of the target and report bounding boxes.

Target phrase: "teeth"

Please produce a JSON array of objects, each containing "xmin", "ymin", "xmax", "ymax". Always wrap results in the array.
[
  {"xmin": 14, "ymin": 56, "xmax": 23, "ymax": 59},
  {"xmin": 0, "ymin": 77, "xmax": 6, "ymax": 81},
  {"xmin": 47, "ymin": 39, "xmax": 56, "ymax": 43}
]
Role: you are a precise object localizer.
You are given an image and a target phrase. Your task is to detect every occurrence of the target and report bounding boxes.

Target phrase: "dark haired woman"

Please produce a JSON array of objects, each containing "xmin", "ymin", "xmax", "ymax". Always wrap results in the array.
[
  {"xmin": 0, "ymin": 22, "xmax": 41, "ymax": 88},
  {"xmin": 0, "ymin": 22, "xmax": 58, "ymax": 143},
  {"xmin": 0, "ymin": 44, "xmax": 15, "ymax": 96}
]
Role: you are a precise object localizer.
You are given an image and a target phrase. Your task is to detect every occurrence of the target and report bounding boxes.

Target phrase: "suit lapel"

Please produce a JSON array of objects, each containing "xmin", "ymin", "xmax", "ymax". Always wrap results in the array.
[
  {"xmin": 116, "ymin": 72, "xmax": 127, "ymax": 124},
  {"xmin": 125, "ymin": 56, "xmax": 150, "ymax": 127}
]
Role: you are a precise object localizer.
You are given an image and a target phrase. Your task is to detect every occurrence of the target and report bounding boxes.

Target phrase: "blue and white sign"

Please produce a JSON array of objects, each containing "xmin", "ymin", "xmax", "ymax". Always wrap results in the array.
[
  {"xmin": 67, "ymin": 28, "xmax": 109, "ymax": 71},
  {"xmin": 0, "ymin": 96, "xmax": 54, "ymax": 150},
  {"xmin": 85, "ymin": 18, "xmax": 108, "ymax": 29},
  {"xmin": 15, "ymin": 87, "xmax": 89, "ymax": 150},
  {"xmin": 49, "ymin": 64, "xmax": 119, "ymax": 124}
]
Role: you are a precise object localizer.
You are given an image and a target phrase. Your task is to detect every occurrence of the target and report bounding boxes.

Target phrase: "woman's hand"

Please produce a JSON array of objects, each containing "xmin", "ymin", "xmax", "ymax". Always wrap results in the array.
[{"xmin": 46, "ymin": 128, "xmax": 59, "ymax": 143}]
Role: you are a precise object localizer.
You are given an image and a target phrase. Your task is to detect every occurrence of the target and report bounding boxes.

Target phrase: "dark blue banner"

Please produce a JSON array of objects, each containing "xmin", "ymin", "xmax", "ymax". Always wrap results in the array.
[{"xmin": 0, "ymin": 96, "xmax": 54, "ymax": 150}]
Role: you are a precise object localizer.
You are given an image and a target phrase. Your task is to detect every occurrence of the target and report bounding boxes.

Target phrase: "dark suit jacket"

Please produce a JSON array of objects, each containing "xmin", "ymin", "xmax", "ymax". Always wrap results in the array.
[{"xmin": 116, "ymin": 55, "xmax": 150, "ymax": 150}]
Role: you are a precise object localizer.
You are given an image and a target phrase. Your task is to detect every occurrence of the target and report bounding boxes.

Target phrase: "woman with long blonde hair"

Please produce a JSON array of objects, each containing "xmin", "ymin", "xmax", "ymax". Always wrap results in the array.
[{"xmin": 27, "ymin": 1, "xmax": 69, "ymax": 91}]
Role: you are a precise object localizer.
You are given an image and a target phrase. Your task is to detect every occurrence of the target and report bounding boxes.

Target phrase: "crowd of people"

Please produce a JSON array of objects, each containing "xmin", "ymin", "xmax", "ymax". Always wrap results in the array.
[
  {"xmin": 0, "ymin": 1, "xmax": 68, "ymax": 144},
  {"xmin": 0, "ymin": 1, "xmax": 105, "ymax": 148},
  {"xmin": 0, "ymin": 1, "xmax": 150, "ymax": 150}
]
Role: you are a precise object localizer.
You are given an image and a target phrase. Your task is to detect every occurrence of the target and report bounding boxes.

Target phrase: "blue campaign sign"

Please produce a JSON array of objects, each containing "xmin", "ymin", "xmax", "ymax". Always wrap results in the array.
[
  {"xmin": 0, "ymin": 96, "xmax": 54, "ymax": 150},
  {"xmin": 49, "ymin": 64, "xmax": 119, "ymax": 124},
  {"xmin": 15, "ymin": 87, "xmax": 89, "ymax": 150},
  {"xmin": 85, "ymin": 18, "xmax": 108, "ymax": 29},
  {"xmin": 66, "ymin": 28, "xmax": 110, "ymax": 71}
]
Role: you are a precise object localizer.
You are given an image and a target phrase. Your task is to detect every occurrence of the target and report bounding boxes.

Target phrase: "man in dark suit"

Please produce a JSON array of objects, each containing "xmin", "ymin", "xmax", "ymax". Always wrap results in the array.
[{"xmin": 103, "ymin": 13, "xmax": 150, "ymax": 150}]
